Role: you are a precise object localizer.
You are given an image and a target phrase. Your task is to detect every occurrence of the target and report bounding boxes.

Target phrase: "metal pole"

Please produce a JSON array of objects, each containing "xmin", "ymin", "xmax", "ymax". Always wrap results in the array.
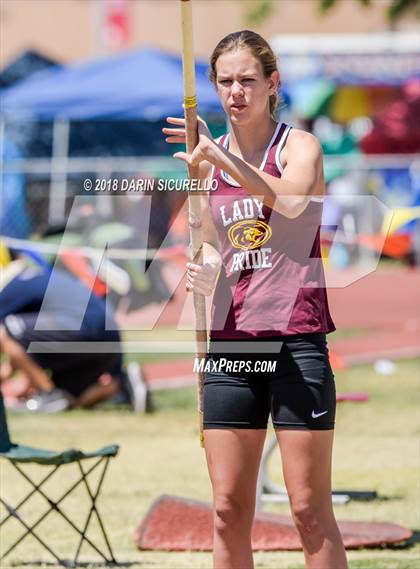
[
  {"xmin": 90, "ymin": 0, "xmax": 106, "ymax": 57},
  {"xmin": 49, "ymin": 119, "xmax": 70, "ymax": 226}
]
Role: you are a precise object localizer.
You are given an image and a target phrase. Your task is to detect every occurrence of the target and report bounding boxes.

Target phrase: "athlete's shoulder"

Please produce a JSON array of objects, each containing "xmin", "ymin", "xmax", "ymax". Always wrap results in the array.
[{"xmin": 285, "ymin": 128, "xmax": 322, "ymax": 157}]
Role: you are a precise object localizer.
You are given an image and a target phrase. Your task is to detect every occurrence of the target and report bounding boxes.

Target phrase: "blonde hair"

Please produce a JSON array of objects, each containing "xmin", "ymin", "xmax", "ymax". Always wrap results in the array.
[{"xmin": 209, "ymin": 30, "xmax": 281, "ymax": 119}]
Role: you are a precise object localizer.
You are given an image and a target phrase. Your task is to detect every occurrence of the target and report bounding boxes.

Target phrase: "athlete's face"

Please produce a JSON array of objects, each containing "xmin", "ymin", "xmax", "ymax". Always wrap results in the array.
[{"xmin": 215, "ymin": 48, "xmax": 279, "ymax": 124}]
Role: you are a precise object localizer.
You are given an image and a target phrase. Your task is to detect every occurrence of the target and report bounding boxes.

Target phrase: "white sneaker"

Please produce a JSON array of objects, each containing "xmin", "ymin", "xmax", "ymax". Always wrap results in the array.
[
  {"xmin": 125, "ymin": 362, "xmax": 148, "ymax": 413},
  {"xmin": 23, "ymin": 389, "xmax": 74, "ymax": 413}
]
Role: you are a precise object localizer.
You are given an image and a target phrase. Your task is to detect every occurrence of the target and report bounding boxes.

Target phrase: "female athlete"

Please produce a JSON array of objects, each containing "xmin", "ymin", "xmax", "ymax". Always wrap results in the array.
[{"xmin": 163, "ymin": 30, "xmax": 348, "ymax": 569}]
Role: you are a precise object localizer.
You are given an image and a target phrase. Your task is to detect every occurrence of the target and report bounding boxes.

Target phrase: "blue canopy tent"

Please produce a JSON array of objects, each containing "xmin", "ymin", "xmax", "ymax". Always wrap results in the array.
[
  {"xmin": 0, "ymin": 46, "xmax": 227, "ymax": 165},
  {"xmin": 0, "ymin": 48, "xmax": 227, "ymax": 226},
  {"xmin": 0, "ymin": 49, "xmax": 61, "ymax": 90},
  {"xmin": 0, "ymin": 47, "xmax": 223, "ymax": 120}
]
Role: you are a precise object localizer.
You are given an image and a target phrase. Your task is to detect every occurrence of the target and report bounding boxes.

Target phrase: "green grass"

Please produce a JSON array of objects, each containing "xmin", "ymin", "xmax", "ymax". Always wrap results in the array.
[
  {"xmin": 122, "ymin": 327, "xmax": 196, "ymax": 364},
  {"xmin": 329, "ymin": 327, "xmax": 367, "ymax": 341},
  {"xmin": 1, "ymin": 359, "xmax": 419, "ymax": 569}
]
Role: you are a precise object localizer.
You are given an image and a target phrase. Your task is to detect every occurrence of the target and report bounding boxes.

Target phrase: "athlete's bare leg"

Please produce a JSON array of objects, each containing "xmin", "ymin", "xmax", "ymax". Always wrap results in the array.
[
  {"xmin": 75, "ymin": 373, "xmax": 119, "ymax": 408},
  {"xmin": 204, "ymin": 429, "xmax": 266, "ymax": 569},
  {"xmin": 0, "ymin": 325, "xmax": 53, "ymax": 392},
  {"xmin": 276, "ymin": 429, "xmax": 348, "ymax": 569}
]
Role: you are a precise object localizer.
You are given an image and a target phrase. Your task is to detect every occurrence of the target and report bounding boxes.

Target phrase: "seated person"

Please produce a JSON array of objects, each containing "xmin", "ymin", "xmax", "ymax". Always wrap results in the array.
[{"xmin": 0, "ymin": 257, "xmax": 147, "ymax": 412}]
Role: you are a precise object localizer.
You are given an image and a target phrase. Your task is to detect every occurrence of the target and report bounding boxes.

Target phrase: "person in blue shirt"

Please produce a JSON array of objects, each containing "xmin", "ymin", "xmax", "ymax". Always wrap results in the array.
[{"xmin": 0, "ymin": 259, "xmax": 128, "ymax": 411}]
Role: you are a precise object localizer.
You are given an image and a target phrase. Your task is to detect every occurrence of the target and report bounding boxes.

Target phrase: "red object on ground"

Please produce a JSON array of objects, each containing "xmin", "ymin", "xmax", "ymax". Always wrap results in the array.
[
  {"xmin": 134, "ymin": 495, "xmax": 412, "ymax": 551},
  {"xmin": 357, "ymin": 233, "xmax": 412, "ymax": 259},
  {"xmin": 336, "ymin": 392, "xmax": 369, "ymax": 402}
]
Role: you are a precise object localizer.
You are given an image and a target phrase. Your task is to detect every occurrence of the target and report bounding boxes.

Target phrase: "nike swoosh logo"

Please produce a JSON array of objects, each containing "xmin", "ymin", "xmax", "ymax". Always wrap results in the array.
[{"xmin": 312, "ymin": 410, "xmax": 328, "ymax": 418}]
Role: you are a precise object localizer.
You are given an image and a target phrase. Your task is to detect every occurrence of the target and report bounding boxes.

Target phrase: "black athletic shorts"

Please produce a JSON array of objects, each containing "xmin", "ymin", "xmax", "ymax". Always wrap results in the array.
[
  {"xmin": 203, "ymin": 333, "xmax": 336, "ymax": 430},
  {"xmin": 3, "ymin": 313, "xmax": 121, "ymax": 398}
]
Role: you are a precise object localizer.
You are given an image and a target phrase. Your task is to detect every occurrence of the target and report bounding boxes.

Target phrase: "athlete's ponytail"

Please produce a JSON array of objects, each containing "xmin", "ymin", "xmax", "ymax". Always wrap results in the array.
[{"xmin": 209, "ymin": 30, "xmax": 281, "ymax": 119}]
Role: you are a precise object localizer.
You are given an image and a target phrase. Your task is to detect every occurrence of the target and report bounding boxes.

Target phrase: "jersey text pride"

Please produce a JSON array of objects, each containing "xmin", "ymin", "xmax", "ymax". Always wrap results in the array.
[{"xmin": 219, "ymin": 198, "xmax": 273, "ymax": 274}]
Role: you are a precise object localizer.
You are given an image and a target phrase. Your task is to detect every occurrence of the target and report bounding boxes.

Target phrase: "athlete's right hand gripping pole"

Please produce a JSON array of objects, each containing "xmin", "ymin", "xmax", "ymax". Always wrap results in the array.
[{"xmin": 180, "ymin": 0, "xmax": 208, "ymax": 448}]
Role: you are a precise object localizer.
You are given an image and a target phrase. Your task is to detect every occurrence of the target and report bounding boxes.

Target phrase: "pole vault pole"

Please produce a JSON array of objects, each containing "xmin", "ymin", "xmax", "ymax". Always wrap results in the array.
[{"xmin": 180, "ymin": 0, "xmax": 207, "ymax": 447}]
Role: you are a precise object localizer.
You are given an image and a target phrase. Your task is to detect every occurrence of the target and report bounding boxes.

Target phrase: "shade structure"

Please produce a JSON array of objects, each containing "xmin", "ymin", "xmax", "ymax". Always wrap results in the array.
[
  {"xmin": 0, "ymin": 49, "xmax": 61, "ymax": 89},
  {"xmin": 0, "ymin": 47, "xmax": 223, "ymax": 121}
]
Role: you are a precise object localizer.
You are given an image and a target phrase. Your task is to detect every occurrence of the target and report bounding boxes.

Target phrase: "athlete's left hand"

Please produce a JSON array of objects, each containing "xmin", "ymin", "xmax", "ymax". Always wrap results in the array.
[
  {"xmin": 185, "ymin": 261, "xmax": 219, "ymax": 296},
  {"xmin": 162, "ymin": 116, "xmax": 214, "ymax": 167}
]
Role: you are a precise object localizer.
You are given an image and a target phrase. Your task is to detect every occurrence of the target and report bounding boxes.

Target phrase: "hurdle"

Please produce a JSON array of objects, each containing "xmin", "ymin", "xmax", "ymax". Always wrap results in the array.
[{"xmin": 256, "ymin": 433, "xmax": 377, "ymax": 509}]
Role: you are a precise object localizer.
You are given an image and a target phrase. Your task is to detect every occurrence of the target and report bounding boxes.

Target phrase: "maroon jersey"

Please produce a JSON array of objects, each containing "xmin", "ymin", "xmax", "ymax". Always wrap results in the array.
[{"xmin": 209, "ymin": 122, "xmax": 336, "ymax": 340}]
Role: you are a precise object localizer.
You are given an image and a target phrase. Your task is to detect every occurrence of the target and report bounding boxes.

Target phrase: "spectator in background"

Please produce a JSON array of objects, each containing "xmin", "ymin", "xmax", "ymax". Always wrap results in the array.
[{"xmin": 0, "ymin": 255, "xmax": 147, "ymax": 412}]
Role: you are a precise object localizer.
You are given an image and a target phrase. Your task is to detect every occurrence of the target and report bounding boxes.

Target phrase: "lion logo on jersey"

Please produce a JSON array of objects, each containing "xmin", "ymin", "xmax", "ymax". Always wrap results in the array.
[{"xmin": 228, "ymin": 220, "xmax": 272, "ymax": 251}]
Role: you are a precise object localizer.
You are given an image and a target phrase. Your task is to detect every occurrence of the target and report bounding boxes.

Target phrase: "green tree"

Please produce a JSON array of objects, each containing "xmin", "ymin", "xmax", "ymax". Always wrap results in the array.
[
  {"xmin": 241, "ymin": 0, "xmax": 274, "ymax": 25},
  {"xmin": 319, "ymin": 0, "xmax": 420, "ymax": 22},
  {"xmin": 242, "ymin": 0, "xmax": 419, "ymax": 25}
]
